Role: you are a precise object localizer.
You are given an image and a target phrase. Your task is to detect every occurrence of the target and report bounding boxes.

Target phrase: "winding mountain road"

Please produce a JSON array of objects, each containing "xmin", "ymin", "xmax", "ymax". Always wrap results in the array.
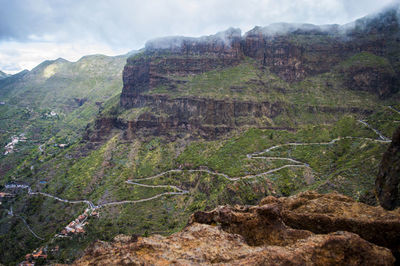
[
  {"xmin": 100, "ymin": 191, "xmax": 189, "ymax": 207},
  {"xmin": 358, "ymin": 120, "xmax": 389, "ymax": 141},
  {"xmin": 16, "ymin": 215, "xmax": 45, "ymax": 240},
  {"xmin": 249, "ymin": 136, "xmax": 390, "ymax": 158},
  {"xmin": 130, "ymin": 165, "xmax": 309, "ymax": 183},
  {"xmin": 3, "ymin": 119, "xmax": 392, "ymax": 244},
  {"xmin": 5, "ymin": 207, "xmax": 44, "ymax": 240},
  {"xmin": 125, "ymin": 180, "xmax": 188, "ymax": 193}
]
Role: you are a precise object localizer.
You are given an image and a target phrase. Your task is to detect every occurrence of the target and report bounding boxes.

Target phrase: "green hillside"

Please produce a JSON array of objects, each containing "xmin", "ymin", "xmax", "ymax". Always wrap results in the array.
[
  {"xmin": 0, "ymin": 54, "xmax": 129, "ymax": 178},
  {"xmin": 1, "ymin": 7, "xmax": 400, "ymax": 265},
  {"xmin": 1, "ymin": 56, "xmax": 399, "ymax": 263}
]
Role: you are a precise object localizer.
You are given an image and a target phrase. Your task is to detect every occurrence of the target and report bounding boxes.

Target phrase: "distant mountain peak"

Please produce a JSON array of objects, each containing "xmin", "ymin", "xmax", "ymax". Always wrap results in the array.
[{"xmin": 0, "ymin": 70, "xmax": 10, "ymax": 79}]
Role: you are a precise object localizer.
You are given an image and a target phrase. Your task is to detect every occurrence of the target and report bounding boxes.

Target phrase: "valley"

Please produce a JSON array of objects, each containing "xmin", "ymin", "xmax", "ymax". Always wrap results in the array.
[
  {"xmin": 1, "ymin": 5, "xmax": 400, "ymax": 265},
  {"xmin": 1, "ymin": 111, "xmax": 397, "ymax": 264}
]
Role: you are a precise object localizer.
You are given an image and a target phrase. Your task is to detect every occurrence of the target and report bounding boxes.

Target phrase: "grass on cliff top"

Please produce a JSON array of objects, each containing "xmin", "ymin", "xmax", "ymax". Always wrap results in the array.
[
  {"xmin": 338, "ymin": 51, "xmax": 395, "ymax": 73},
  {"xmin": 146, "ymin": 58, "xmax": 280, "ymax": 101},
  {"xmin": 143, "ymin": 54, "xmax": 396, "ymax": 111}
]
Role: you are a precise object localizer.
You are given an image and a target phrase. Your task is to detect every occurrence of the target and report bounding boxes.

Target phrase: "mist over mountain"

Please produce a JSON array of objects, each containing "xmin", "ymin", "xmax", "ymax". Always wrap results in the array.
[
  {"xmin": 1, "ymin": 3, "xmax": 400, "ymax": 266},
  {"xmin": 0, "ymin": 0, "xmax": 397, "ymax": 73}
]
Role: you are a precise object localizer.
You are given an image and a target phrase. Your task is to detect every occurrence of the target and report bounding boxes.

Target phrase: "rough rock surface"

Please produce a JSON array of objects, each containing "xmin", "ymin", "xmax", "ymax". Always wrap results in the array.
[
  {"xmin": 120, "ymin": 94, "xmax": 285, "ymax": 139},
  {"xmin": 259, "ymin": 191, "xmax": 400, "ymax": 259},
  {"xmin": 376, "ymin": 126, "xmax": 400, "ymax": 210},
  {"xmin": 74, "ymin": 191, "xmax": 399, "ymax": 265}
]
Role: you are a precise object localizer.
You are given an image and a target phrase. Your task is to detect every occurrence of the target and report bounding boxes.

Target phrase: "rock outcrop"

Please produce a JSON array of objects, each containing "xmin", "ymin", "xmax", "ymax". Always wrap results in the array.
[
  {"xmin": 75, "ymin": 191, "xmax": 400, "ymax": 265},
  {"xmin": 376, "ymin": 125, "xmax": 400, "ymax": 210}
]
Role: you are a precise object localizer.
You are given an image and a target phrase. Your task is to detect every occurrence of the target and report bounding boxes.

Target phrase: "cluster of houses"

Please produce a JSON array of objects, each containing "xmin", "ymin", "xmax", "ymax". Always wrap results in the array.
[
  {"xmin": 57, "ymin": 208, "xmax": 99, "ymax": 237},
  {"xmin": 19, "ymin": 209, "xmax": 100, "ymax": 264},
  {"xmin": 4, "ymin": 134, "xmax": 27, "ymax": 155},
  {"xmin": 24, "ymin": 247, "xmax": 47, "ymax": 262},
  {"xmin": 20, "ymin": 246, "xmax": 59, "ymax": 265}
]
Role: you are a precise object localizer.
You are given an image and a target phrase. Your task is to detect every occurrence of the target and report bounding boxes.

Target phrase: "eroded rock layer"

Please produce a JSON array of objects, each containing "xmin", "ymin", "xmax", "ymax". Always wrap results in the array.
[{"xmin": 74, "ymin": 191, "xmax": 399, "ymax": 265}]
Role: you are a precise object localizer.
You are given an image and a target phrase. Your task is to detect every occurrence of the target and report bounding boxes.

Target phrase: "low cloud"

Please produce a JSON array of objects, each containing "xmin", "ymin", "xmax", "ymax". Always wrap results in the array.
[
  {"xmin": 0, "ymin": 41, "xmax": 126, "ymax": 74},
  {"xmin": 0, "ymin": 0, "xmax": 397, "ymax": 73}
]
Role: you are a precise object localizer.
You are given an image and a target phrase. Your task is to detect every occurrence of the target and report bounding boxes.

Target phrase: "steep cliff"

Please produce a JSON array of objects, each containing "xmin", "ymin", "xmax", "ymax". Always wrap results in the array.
[
  {"xmin": 121, "ymin": 28, "xmax": 243, "ymax": 105},
  {"xmin": 114, "ymin": 7, "xmax": 400, "ymax": 140}
]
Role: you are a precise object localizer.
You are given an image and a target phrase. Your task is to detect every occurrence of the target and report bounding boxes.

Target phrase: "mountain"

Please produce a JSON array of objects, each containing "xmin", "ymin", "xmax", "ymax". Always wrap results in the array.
[
  {"xmin": 0, "ymin": 54, "xmax": 130, "ymax": 176},
  {"xmin": 94, "ymin": 6, "xmax": 400, "ymax": 143},
  {"xmin": 0, "ymin": 70, "xmax": 9, "ymax": 79},
  {"xmin": 1, "ymin": 6, "xmax": 400, "ymax": 265}
]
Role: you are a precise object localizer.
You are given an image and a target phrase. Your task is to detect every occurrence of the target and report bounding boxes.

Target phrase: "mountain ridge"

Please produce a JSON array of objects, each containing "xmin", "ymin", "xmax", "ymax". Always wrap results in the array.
[
  {"xmin": 87, "ymin": 5, "xmax": 400, "ymax": 145},
  {"xmin": 0, "ymin": 70, "xmax": 9, "ymax": 79},
  {"xmin": 1, "ymin": 6, "xmax": 400, "ymax": 265}
]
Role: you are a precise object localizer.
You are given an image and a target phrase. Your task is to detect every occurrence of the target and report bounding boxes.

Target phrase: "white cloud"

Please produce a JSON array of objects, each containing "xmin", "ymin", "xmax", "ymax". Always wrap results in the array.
[
  {"xmin": 0, "ymin": 0, "xmax": 397, "ymax": 73},
  {"xmin": 0, "ymin": 40, "xmax": 127, "ymax": 74}
]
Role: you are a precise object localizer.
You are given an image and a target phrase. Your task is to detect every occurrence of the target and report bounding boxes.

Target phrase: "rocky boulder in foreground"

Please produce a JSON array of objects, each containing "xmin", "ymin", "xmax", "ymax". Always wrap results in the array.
[{"xmin": 74, "ymin": 191, "xmax": 399, "ymax": 265}]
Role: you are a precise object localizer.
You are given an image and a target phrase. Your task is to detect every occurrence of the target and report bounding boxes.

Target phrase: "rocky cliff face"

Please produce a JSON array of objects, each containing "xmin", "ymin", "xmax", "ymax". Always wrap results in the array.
[
  {"xmin": 242, "ymin": 25, "xmax": 348, "ymax": 82},
  {"xmin": 114, "ymin": 8, "xmax": 400, "ymax": 140},
  {"xmin": 376, "ymin": 125, "xmax": 400, "ymax": 210},
  {"xmin": 74, "ymin": 191, "xmax": 399, "ymax": 265},
  {"xmin": 242, "ymin": 25, "xmax": 392, "ymax": 83},
  {"xmin": 121, "ymin": 28, "xmax": 243, "ymax": 105},
  {"xmin": 342, "ymin": 65, "xmax": 397, "ymax": 98},
  {"xmin": 121, "ymin": 94, "xmax": 286, "ymax": 139}
]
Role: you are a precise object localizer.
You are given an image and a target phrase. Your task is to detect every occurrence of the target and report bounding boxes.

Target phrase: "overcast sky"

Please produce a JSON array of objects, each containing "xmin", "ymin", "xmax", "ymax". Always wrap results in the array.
[{"xmin": 0, "ymin": 0, "xmax": 397, "ymax": 74}]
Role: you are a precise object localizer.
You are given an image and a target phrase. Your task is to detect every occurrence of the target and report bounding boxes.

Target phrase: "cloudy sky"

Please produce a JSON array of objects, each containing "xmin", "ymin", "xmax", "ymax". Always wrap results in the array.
[{"xmin": 0, "ymin": 0, "xmax": 397, "ymax": 74}]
